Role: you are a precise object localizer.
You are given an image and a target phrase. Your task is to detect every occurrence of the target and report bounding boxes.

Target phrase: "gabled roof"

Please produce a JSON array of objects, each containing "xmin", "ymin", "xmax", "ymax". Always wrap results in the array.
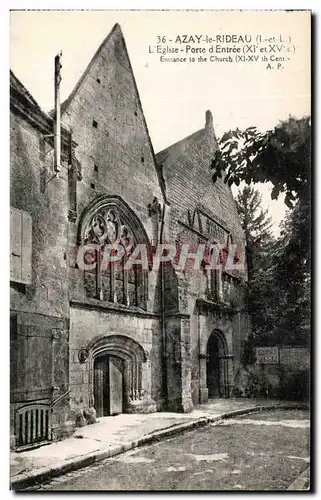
[
  {"xmin": 156, "ymin": 128, "xmax": 206, "ymax": 167},
  {"xmin": 59, "ymin": 23, "xmax": 120, "ymax": 115},
  {"xmin": 10, "ymin": 70, "xmax": 77, "ymax": 153},
  {"xmin": 156, "ymin": 110, "xmax": 217, "ymax": 169},
  {"xmin": 55, "ymin": 23, "xmax": 167, "ymax": 202},
  {"xmin": 10, "ymin": 70, "xmax": 42, "ymax": 111}
]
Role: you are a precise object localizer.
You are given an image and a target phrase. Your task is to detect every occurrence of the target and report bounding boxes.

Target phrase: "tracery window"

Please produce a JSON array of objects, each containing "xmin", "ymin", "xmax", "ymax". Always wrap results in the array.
[{"xmin": 79, "ymin": 197, "xmax": 149, "ymax": 310}]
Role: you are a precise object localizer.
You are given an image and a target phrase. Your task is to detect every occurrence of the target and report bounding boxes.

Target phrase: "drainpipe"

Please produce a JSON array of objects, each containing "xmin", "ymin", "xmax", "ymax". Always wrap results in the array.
[{"xmin": 159, "ymin": 202, "xmax": 167, "ymax": 408}]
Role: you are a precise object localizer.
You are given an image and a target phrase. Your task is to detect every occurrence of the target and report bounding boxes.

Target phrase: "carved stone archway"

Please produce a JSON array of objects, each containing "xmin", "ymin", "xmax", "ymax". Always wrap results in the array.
[
  {"xmin": 79, "ymin": 334, "xmax": 156, "ymax": 414},
  {"xmin": 199, "ymin": 328, "xmax": 233, "ymax": 403}
]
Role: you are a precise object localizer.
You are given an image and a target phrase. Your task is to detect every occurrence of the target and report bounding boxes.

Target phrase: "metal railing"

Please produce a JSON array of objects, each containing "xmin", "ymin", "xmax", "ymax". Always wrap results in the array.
[{"xmin": 15, "ymin": 403, "xmax": 51, "ymax": 448}]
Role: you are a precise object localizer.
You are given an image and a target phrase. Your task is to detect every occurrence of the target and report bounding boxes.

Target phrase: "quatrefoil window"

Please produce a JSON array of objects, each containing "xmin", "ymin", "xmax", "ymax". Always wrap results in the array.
[{"xmin": 84, "ymin": 209, "xmax": 134, "ymax": 251}]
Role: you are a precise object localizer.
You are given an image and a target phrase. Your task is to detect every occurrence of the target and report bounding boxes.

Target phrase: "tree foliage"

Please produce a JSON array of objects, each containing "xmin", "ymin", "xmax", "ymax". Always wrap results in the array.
[
  {"xmin": 211, "ymin": 116, "xmax": 311, "ymax": 208},
  {"xmin": 217, "ymin": 117, "xmax": 311, "ymax": 347},
  {"xmin": 236, "ymin": 186, "xmax": 273, "ymax": 282},
  {"xmin": 271, "ymin": 202, "xmax": 311, "ymax": 345},
  {"xmin": 236, "ymin": 186, "xmax": 276, "ymax": 342},
  {"xmin": 236, "ymin": 186, "xmax": 273, "ymax": 245}
]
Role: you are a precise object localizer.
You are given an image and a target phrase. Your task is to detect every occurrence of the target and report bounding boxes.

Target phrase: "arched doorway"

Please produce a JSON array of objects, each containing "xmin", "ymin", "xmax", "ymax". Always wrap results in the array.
[
  {"xmin": 85, "ymin": 334, "xmax": 148, "ymax": 417},
  {"xmin": 206, "ymin": 330, "xmax": 229, "ymax": 398}
]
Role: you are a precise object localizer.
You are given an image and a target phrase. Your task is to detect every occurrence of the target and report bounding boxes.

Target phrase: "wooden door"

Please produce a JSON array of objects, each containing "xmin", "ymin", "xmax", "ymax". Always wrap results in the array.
[
  {"xmin": 94, "ymin": 355, "xmax": 124, "ymax": 417},
  {"xmin": 108, "ymin": 356, "xmax": 123, "ymax": 415},
  {"xmin": 94, "ymin": 357, "xmax": 108, "ymax": 418}
]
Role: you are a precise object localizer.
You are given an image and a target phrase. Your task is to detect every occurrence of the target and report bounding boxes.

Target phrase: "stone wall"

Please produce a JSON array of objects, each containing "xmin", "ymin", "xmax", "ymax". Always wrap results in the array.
[
  {"xmin": 279, "ymin": 347, "xmax": 310, "ymax": 370},
  {"xmin": 10, "ymin": 102, "xmax": 72, "ymax": 442},
  {"xmin": 60, "ymin": 23, "xmax": 164, "ymax": 265},
  {"xmin": 69, "ymin": 306, "xmax": 162, "ymax": 412},
  {"xmin": 233, "ymin": 346, "xmax": 310, "ymax": 399},
  {"xmin": 157, "ymin": 114, "xmax": 245, "ymax": 248},
  {"xmin": 10, "ymin": 21, "xmax": 250, "ymax": 437},
  {"xmin": 55, "ymin": 24, "xmax": 166, "ymax": 415},
  {"xmin": 157, "ymin": 114, "xmax": 248, "ymax": 409}
]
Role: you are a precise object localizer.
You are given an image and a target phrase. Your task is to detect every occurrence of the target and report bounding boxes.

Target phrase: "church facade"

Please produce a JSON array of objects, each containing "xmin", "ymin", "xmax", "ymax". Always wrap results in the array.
[{"xmin": 10, "ymin": 24, "xmax": 250, "ymax": 450}]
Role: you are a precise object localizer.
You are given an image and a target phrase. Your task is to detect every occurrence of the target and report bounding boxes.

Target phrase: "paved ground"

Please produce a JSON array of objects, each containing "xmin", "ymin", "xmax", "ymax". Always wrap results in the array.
[
  {"xmin": 32, "ymin": 408, "xmax": 310, "ymax": 491},
  {"xmin": 11, "ymin": 398, "xmax": 283, "ymax": 485}
]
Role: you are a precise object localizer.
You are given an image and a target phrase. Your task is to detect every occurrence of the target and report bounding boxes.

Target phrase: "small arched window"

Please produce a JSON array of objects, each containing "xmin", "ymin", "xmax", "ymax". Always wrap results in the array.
[
  {"xmin": 206, "ymin": 247, "xmax": 222, "ymax": 302},
  {"xmin": 78, "ymin": 196, "xmax": 150, "ymax": 310}
]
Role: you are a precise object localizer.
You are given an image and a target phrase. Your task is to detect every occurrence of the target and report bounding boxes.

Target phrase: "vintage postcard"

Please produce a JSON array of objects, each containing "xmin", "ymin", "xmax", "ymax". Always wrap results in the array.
[{"xmin": 9, "ymin": 9, "xmax": 311, "ymax": 492}]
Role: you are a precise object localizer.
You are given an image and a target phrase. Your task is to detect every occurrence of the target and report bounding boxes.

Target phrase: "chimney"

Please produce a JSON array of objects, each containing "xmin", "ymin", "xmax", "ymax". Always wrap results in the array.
[{"xmin": 205, "ymin": 109, "xmax": 213, "ymax": 129}]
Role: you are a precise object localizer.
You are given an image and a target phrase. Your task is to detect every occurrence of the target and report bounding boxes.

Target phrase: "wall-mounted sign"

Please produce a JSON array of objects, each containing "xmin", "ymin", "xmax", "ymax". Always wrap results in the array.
[{"xmin": 255, "ymin": 346, "xmax": 279, "ymax": 364}]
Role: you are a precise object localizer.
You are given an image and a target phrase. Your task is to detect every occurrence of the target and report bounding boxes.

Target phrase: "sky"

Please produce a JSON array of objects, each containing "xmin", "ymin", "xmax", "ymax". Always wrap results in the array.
[{"xmin": 9, "ymin": 10, "xmax": 311, "ymax": 235}]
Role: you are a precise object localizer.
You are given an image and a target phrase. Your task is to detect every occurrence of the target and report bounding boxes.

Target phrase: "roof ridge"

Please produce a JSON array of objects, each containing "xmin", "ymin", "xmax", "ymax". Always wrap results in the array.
[
  {"xmin": 156, "ymin": 128, "xmax": 205, "ymax": 157},
  {"xmin": 59, "ymin": 23, "xmax": 121, "ymax": 114},
  {"xmin": 10, "ymin": 70, "xmax": 42, "ymax": 110},
  {"xmin": 156, "ymin": 110, "xmax": 215, "ymax": 157},
  {"xmin": 50, "ymin": 22, "xmax": 168, "ymax": 203}
]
